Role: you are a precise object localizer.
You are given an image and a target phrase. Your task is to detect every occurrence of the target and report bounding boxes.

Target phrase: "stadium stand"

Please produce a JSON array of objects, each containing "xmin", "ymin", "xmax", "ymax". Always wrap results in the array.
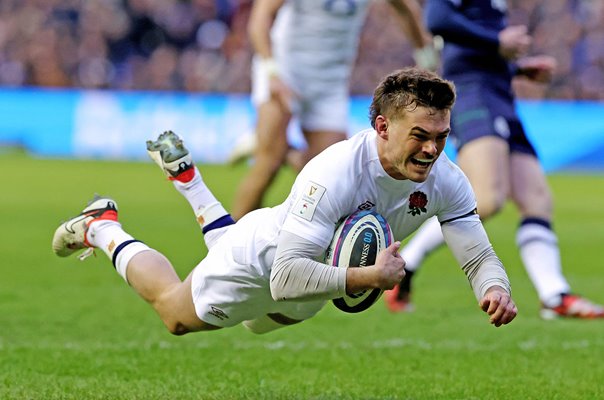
[{"xmin": 0, "ymin": 0, "xmax": 603, "ymax": 98}]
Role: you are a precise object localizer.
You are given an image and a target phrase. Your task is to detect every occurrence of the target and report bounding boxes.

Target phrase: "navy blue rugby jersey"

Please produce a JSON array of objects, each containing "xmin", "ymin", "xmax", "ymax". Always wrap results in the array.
[{"xmin": 425, "ymin": 0, "xmax": 515, "ymax": 83}]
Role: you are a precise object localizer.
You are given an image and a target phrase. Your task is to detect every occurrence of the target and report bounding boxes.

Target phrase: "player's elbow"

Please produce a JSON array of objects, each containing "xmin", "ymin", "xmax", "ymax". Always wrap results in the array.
[
  {"xmin": 270, "ymin": 257, "xmax": 297, "ymax": 301},
  {"xmin": 165, "ymin": 321, "xmax": 191, "ymax": 336},
  {"xmin": 270, "ymin": 272, "xmax": 306, "ymax": 302},
  {"xmin": 269, "ymin": 278, "xmax": 291, "ymax": 302}
]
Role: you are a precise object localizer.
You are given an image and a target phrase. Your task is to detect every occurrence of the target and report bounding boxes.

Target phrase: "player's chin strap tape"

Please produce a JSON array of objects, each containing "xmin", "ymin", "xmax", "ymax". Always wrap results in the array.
[
  {"xmin": 111, "ymin": 239, "xmax": 143, "ymax": 269},
  {"xmin": 439, "ymin": 208, "xmax": 478, "ymax": 225}
]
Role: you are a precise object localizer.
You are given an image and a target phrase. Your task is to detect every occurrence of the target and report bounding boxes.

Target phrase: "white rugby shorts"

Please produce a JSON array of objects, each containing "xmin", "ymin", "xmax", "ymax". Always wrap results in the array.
[
  {"xmin": 251, "ymin": 56, "xmax": 350, "ymax": 133},
  {"xmin": 190, "ymin": 213, "xmax": 326, "ymax": 328}
]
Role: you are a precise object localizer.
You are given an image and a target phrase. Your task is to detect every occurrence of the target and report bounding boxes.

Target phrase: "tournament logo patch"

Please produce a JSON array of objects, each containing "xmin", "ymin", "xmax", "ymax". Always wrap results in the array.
[
  {"xmin": 407, "ymin": 191, "xmax": 428, "ymax": 216},
  {"xmin": 292, "ymin": 181, "xmax": 326, "ymax": 221}
]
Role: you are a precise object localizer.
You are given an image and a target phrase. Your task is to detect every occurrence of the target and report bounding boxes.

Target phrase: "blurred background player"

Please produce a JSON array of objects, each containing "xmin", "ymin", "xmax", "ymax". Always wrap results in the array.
[
  {"xmin": 385, "ymin": 0, "xmax": 604, "ymax": 319},
  {"xmin": 229, "ymin": 0, "xmax": 440, "ymax": 220}
]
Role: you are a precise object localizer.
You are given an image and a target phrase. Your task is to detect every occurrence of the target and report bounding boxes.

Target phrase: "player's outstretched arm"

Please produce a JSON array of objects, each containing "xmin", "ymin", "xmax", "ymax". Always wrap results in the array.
[
  {"xmin": 387, "ymin": 0, "xmax": 431, "ymax": 49},
  {"xmin": 441, "ymin": 216, "xmax": 517, "ymax": 326},
  {"xmin": 479, "ymin": 286, "xmax": 518, "ymax": 327}
]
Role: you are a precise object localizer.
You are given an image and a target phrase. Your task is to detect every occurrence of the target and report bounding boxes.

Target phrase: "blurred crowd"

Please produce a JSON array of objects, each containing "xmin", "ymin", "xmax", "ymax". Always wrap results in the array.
[
  {"xmin": 0, "ymin": 0, "xmax": 603, "ymax": 99},
  {"xmin": 0, "ymin": 0, "xmax": 252, "ymax": 92}
]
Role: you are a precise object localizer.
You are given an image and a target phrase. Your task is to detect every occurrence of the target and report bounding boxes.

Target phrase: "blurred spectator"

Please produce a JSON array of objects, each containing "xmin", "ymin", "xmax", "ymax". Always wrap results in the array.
[
  {"xmin": 0, "ymin": 0, "xmax": 603, "ymax": 98},
  {"xmin": 0, "ymin": 0, "xmax": 251, "ymax": 91}
]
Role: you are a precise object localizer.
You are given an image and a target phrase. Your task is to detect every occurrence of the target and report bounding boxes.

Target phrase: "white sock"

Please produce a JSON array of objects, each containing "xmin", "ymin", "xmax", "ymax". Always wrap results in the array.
[
  {"xmin": 400, "ymin": 216, "xmax": 445, "ymax": 272},
  {"xmin": 516, "ymin": 222, "xmax": 570, "ymax": 305},
  {"xmin": 172, "ymin": 167, "xmax": 229, "ymax": 229},
  {"xmin": 87, "ymin": 220, "xmax": 151, "ymax": 283}
]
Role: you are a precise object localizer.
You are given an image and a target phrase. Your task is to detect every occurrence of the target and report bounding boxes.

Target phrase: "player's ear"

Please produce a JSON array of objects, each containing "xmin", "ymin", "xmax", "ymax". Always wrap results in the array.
[{"xmin": 375, "ymin": 115, "xmax": 388, "ymax": 138}]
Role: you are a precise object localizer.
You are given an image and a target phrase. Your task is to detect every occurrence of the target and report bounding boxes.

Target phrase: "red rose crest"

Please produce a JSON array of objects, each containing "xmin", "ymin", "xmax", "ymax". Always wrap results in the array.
[{"xmin": 407, "ymin": 191, "xmax": 428, "ymax": 216}]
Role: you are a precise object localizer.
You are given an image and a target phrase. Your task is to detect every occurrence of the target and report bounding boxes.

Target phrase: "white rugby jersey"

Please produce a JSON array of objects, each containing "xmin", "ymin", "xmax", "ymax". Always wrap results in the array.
[
  {"xmin": 278, "ymin": 128, "xmax": 477, "ymax": 248},
  {"xmin": 237, "ymin": 129, "xmax": 507, "ymax": 302},
  {"xmin": 272, "ymin": 0, "xmax": 371, "ymax": 85}
]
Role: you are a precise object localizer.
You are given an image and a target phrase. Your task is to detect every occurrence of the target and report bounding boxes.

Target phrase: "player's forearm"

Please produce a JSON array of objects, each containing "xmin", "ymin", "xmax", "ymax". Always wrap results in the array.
[
  {"xmin": 344, "ymin": 266, "xmax": 380, "ymax": 294},
  {"xmin": 270, "ymin": 255, "xmax": 347, "ymax": 301},
  {"xmin": 463, "ymin": 248, "xmax": 511, "ymax": 300},
  {"xmin": 248, "ymin": 21, "xmax": 273, "ymax": 58},
  {"xmin": 271, "ymin": 231, "xmax": 347, "ymax": 301},
  {"xmin": 387, "ymin": 0, "xmax": 431, "ymax": 49},
  {"xmin": 442, "ymin": 217, "xmax": 511, "ymax": 300},
  {"xmin": 247, "ymin": 0, "xmax": 282, "ymax": 57}
]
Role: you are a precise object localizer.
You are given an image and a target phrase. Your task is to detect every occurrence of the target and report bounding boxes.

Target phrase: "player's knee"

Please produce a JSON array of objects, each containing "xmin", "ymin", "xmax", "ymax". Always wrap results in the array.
[
  {"xmin": 165, "ymin": 321, "xmax": 191, "ymax": 336},
  {"xmin": 252, "ymin": 154, "xmax": 284, "ymax": 176},
  {"xmin": 515, "ymin": 188, "xmax": 553, "ymax": 218},
  {"xmin": 155, "ymin": 286, "xmax": 199, "ymax": 336},
  {"xmin": 477, "ymin": 202, "xmax": 502, "ymax": 219},
  {"xmin": 476, "ymin": 192, "xmax": 506, "ymax": 219}
]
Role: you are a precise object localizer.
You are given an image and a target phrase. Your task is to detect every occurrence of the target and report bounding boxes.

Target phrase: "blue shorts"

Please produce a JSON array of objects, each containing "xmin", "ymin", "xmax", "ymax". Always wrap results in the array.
[{"xmin": 449, "ymin": 77, "xmax": 537, "ymax": 156}]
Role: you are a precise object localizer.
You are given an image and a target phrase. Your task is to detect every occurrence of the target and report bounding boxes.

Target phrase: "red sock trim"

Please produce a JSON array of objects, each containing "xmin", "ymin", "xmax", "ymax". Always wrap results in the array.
[{"xmin": 169, "ymin": 168, "xmax": 195, "ymax": 183}]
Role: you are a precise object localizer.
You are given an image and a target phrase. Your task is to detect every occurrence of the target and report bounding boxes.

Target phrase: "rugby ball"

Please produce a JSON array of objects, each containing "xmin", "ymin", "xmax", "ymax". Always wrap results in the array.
[{"xmin": 325, "ymin": 210, "xmax": 393, "ymax": 313}]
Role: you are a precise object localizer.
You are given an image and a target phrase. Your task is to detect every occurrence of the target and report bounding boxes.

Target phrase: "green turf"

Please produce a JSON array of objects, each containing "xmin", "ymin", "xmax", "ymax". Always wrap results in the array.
[{"xmin": 2, "ymin": 151, "xmax": 604, "ymax": 399}]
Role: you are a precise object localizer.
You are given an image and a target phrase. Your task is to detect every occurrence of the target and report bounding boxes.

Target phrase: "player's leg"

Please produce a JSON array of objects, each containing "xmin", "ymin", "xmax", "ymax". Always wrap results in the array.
[
  {"xmin": 123, "ymin": 251, "xmax": 221, "ymax": 334},
  {"xmin": 295, "ymin": 129, "xmax": 347, "ymax": 171},
  {"xmin": 385, "ymin": 215, "xmax": 443, "ymax": 312},
  {"xmin": 295, "ymin": 84, "xmax": 348, "ymax": 170},
  {"xmin": 457, "ymin": 136, "xmax": 511, "ymax": 219},
  {"xmin": 510, "ymin": 150, "xmax": 604, "ymax": 319},
  {"xmin": 232, "ymin": 100, "xmax": 291, "ymax": 220},
  {"xmin": 52, "ymin": 196, "xmax": 221, "ymax": 334},
  {"xmin": 283, "ymin": 126, "xmax": 345, "ymax": 176},
  {"xmin": 454, "ymin": 80, "xmax": 513, "ymax": 219},
  {"xmin": 231, "ymin": 55, "xmax": 294, "ymax": 220},
  {"xmin": 147, "ymin": 131, "xmax": 235, "ymax": 249}
]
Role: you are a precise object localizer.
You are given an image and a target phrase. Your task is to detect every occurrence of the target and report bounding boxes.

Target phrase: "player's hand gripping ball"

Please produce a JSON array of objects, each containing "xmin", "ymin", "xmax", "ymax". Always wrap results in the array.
[{"xmin": 325, "ymin": 210, "xmax": 393, "ymax": 313}]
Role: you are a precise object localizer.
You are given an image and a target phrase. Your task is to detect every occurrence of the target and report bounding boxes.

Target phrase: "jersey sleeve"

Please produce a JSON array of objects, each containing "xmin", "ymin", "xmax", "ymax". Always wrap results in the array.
[
  {"xmin": 270, "ymin": 231, "xmax": 348, "ymax": 301},
  {"xmin": 425, "ymin": 0, "xmax": 500, "ymax": 51},
  {"xmin": 434, "ymin": 159, "xmax": 477, "ymax": 223},
  {"xmin": 442, "ymin": 215, "xmax": 511, "ymax": 299}
]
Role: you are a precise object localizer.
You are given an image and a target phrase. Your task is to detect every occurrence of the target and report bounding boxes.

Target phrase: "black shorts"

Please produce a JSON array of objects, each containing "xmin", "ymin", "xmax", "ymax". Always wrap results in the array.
[{"xmin": 449, "ymin": 78, "xmax": 537, "ymax": 157}]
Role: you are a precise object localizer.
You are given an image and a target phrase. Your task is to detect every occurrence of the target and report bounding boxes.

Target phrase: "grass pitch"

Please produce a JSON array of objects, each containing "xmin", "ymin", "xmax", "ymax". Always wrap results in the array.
[{"xmin": 2, "ymin": 151, "xmax": 604, "ymax": 399}]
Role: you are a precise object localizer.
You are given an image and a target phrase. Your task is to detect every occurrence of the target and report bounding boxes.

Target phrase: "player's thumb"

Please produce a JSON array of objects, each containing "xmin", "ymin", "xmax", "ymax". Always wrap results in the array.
[{"xmin": 387, "ymin": 241, "xmax": 401, "ymax": 254}]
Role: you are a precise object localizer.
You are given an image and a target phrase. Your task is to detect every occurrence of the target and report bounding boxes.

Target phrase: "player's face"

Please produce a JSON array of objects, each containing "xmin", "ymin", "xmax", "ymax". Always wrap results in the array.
[{"xmin": 376, "ymin": 106, "xmax": 451, "ymax": 182}]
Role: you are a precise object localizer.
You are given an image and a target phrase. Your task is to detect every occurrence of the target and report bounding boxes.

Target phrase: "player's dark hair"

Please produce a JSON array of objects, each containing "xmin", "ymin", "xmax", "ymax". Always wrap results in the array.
[{"xmin": 369, "ymin": 67, "xmax": 456, "ymax": 128}]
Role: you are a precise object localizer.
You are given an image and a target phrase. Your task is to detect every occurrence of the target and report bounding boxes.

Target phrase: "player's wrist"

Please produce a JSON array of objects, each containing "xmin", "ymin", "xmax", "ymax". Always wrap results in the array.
[
  {"xmin": 259, "ymin": 57, "xmax": 279, "ymax": 78},
  {"xmin": 345, "ymin": 266, "xmax": 377, "ymax": 295},
  {"xmin": 413, "ymin": 36, "xmax": 443, "ymax": 71}
]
